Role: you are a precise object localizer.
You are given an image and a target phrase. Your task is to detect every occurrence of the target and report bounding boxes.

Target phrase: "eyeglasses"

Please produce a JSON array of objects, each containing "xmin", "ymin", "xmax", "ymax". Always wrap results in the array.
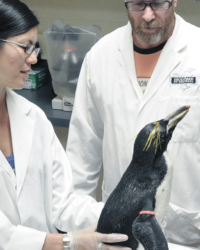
[
  {"xmin": 124, "ymin": 0, "xmax": 173, "ymax": 11},
  {"xmin": 0, "ymin": 39, "xmax": 40, "ymax": 56}
]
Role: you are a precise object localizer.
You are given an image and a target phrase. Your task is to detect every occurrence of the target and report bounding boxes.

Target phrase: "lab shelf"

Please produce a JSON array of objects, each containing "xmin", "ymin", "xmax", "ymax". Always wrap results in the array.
[{"xmin": 15, "ymin": 83, "xmax": 72, "ymax": 127}]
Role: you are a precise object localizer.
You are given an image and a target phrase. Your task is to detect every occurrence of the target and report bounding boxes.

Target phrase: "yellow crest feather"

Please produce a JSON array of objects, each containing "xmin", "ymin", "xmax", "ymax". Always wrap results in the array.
[
  {"xmin": 143, "ymin": 122, "xmax": 162, "ymax": 153},
  {"xmin": 129, "ymin": 122, "xmax": 162, "ymax": 153}
]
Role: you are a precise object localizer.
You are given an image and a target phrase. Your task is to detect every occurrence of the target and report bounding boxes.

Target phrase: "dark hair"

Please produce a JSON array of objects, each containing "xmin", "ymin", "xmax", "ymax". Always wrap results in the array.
[{"xmin": 0, "ymin": 0, "xmax": 39, "ymax": 47}]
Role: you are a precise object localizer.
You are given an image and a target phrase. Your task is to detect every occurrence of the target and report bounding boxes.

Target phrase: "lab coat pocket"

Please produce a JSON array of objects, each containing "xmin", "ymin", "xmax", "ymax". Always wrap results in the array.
[
  {"xmin": 165, "ymin": 203, "xmax": 200, "ymax": 247},
  {"xmin": 159, "ymin": 96, "xmax": 200, "ymax": 142}
]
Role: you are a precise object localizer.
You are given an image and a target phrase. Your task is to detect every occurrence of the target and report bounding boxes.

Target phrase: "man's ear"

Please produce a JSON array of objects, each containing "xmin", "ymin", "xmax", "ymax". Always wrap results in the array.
[{"xmin": 173, "ymin": 0, "xmax": 178, "ymax": 8}]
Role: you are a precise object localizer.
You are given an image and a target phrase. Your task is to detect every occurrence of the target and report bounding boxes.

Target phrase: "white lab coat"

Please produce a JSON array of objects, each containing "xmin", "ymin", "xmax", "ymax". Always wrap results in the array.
[
  {"xmin": 67, "ymin": 14, "xmax": 200, "ymax": 249},
  {"xmin": 0, "ymin": 88, "xmax": 103, "ymax": 250}
]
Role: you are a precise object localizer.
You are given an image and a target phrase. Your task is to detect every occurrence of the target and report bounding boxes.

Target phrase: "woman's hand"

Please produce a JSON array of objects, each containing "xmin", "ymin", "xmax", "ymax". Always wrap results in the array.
[
  {"xmin": 42, "ymin": 233, "xmax": 63, "ymax": 250},
  {"xmin": 42, "ymin": 224, "xmax": 131, "ymax": 250},
  {"xmin": 69, "ymin": 223, "xmax": 131, "ymax": 250}
]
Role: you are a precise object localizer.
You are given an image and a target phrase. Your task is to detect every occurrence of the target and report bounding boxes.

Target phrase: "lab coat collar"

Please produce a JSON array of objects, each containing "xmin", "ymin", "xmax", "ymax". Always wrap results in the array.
[
  {"xmin": 117, "ymin": 22, "xmax": 142, "ymax": 100},
  {"xmin": 6, "ymin": 88, "xmax": 35, "ymax": 197},
  {"xmin": 140, "ymin": 14, "xmax": 187, "ymax": 112},
  {"xmin": 0, "ymin": 150, "xmax": 16, "ymax": 184},
  {"xmin": 117, "ymin": 14, "xmax": 188, "ymax": 110}
]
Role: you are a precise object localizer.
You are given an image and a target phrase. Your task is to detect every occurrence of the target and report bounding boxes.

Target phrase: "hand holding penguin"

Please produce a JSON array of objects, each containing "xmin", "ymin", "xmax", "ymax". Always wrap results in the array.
[{"xmin": 97, "ymin": 106, "xmax": 190, "ymax": 250}]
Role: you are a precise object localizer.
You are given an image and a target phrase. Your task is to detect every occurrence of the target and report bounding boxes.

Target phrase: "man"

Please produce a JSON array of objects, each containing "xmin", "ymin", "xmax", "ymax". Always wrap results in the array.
[{"xmin": 67, "ymin": 0, "xmax": 200, "ymax": 248}]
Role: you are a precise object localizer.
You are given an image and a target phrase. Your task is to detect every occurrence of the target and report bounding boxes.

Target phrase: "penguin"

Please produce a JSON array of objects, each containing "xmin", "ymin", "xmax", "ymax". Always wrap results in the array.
[{"xmin": 97, "ymin": 105, "xmax": 190, "ymax": 250}]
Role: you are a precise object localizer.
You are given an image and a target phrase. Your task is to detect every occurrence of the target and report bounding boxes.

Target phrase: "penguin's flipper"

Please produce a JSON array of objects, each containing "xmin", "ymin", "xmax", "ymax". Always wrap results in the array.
[{"xmin": 132, "ymin": 212, "xmax": 168, "ymax": 250}]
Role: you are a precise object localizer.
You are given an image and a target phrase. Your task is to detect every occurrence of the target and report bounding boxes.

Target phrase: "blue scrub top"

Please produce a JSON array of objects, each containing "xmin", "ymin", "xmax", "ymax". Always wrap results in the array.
[{"xmin": 6, "ymin": 154, "xmax": 15, "ymax": 174}]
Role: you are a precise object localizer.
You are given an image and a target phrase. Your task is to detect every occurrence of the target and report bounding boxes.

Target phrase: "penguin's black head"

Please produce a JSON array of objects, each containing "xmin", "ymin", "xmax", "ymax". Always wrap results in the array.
[{"xmin": 133, "ymin": 106, "xmax": 190, "ymax": 165}]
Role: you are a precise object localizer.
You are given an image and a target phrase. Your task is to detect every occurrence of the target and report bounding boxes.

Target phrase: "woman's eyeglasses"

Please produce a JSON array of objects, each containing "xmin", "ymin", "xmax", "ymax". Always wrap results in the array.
[{"xmin": 0, "ymin": 39, "xmax": 40, "ymax": 56}]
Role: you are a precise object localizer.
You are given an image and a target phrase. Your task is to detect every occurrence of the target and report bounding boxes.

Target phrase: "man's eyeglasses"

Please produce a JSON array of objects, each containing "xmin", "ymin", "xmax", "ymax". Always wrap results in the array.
[
  {"xmin": 0, "ymin": 39, "xmax": 40, "ymax": 56},
  {"xmin": 124, "ymin": 0, "xmax": 173, "ymax": 11}
]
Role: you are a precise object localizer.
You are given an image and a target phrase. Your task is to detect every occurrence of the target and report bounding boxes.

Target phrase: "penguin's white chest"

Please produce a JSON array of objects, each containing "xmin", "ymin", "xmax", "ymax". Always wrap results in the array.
[{"xmin": 154, "ymin": 151, "xmax": 173, "ymax": 224}]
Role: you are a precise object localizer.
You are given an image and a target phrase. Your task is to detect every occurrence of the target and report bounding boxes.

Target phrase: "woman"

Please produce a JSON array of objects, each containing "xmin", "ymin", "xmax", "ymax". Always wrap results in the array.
[{"xmin": 0, "ymin": 1, "xmax": 131, "ymax": 250}]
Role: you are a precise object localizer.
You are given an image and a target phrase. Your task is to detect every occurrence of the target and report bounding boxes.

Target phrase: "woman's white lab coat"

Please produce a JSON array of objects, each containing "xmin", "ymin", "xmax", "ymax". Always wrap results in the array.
[
  {"xmin": 67, "ymin": 14, "xmax": 200, "ymax": 248},
  {"xmin": 0, "ymin": 88, "xmax": 103, "ymax": 250}
]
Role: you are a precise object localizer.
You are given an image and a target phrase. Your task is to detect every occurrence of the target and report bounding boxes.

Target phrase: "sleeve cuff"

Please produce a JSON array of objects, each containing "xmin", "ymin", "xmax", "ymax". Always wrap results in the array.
[{"xmin": 6, "ymin": 225, "xmax": 47, "ymax": 250}]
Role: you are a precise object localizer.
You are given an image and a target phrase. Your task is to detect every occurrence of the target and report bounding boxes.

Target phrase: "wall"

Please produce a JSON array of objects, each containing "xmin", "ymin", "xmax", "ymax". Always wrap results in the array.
[
  {"xmin": 22, "ymin": 0, "xmax": 128, "ymax": 59},
  {"xmin": 22, "ymin": 0, "xmax": 200, "ymax": 59},
  {"xmin": 176, "ymin": 0, "xmax": 200, "ymax": 27}
]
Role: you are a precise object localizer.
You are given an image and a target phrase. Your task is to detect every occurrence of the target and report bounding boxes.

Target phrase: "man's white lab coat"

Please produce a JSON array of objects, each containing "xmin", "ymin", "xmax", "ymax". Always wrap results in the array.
[
  {"xmin": 67, "ymin": 14, "xmax": 200, "ymax": 248},
  {"xmin": 0, "ymin": 88, "xmax": 103, "ymax": 250}
]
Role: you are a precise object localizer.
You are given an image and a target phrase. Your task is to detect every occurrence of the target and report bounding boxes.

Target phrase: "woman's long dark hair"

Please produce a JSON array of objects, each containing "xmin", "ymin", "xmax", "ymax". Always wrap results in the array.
[{"xmin": 0, "ymin": 0, "xmax": 39, "ymax": 47}]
